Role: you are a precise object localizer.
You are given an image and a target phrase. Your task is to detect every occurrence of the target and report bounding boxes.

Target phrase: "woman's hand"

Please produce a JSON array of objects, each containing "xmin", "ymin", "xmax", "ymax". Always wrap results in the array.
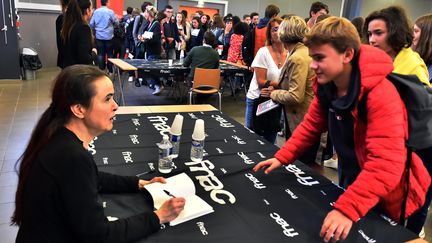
[
  {"xmin": 138, "ymin": 177, "xmax": 166, "ymax": 190},
  {"xmin": 92, "ymin": 48, "xmax": 98, "ymax": 55},
  {"xmin": 260, "ymin": 86, "xmax": 275, "ymax": 97},
  {"xmin": 155, "ymin": 197, "xmax": 186, "ymax": 224},
  {"xmin": 320, "ymin": 210, "xmax": 353, "ymax": 242},
  {"xmin": 253, "ymin": 158, "xmax": 283, "ymax": 174}
]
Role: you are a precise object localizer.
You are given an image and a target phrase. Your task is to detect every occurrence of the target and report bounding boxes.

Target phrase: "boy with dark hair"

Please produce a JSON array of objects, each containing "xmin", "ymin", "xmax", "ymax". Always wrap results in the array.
[
  {"xmin": 306, "ymin": 1, "xmax": 329, "ymax": 27},
  {"xmin": 254, "ymin": 16, "xmax": 430, "ymax": 242}
]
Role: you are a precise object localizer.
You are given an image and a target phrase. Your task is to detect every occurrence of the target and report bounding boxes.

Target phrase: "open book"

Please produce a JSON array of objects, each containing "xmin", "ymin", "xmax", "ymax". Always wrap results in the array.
[{"xmin": 144, "ymin": 173, "xmax": 214, "ymax": 226}]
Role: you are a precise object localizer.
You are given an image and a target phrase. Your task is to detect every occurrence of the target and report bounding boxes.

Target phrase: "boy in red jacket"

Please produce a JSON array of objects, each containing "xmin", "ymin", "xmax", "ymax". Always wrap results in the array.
[{"xmin": 253, "ymin": 16, "xmax": 430, "ymax": 242}]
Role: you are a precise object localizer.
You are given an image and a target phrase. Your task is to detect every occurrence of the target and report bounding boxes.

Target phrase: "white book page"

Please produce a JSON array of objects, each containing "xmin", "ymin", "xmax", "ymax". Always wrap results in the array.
[
  {"xmin": 144, "ymin": 173, "xmax": 196, "ymax": 208},
  {"xmin": 170, "ymin": 195, "xmax": 214, "ymax": 226}
]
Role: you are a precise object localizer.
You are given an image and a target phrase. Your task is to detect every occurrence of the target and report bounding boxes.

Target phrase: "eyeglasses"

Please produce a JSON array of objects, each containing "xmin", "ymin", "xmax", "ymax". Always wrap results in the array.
[{"xmin": 271, "ymin": 26, "xmax": 279, "ymax": 33}]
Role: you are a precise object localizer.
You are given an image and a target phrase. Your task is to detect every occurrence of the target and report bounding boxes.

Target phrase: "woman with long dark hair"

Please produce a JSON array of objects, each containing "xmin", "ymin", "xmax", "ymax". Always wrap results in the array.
[
  {"xmin": 413, "ymin": 13, "xmax": 432, "ymax": 83},
  {"xmin": 12, "ymin": 65, "xmax": 185, "ymax": 242},
  {"xmin": 56, "ymin": 0, "xmax": 69, "ymax": 68},
  {"xmin": 60, "ymin": 0, "xmax": 97, "ymax": 68}
]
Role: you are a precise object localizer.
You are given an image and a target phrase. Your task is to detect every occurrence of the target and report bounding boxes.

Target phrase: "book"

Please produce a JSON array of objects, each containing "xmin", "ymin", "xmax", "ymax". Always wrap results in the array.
[
  {"xmin": 144, "ymin": 172, "xmax": 214, "ymax": 226},
  {"xmin": 256, "ymin": 99, "xmax": 280, "ymax": 116}
]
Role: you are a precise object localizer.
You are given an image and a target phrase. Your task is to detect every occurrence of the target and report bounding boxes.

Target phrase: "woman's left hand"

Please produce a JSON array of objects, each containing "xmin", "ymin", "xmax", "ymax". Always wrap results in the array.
[{"xmin": 138, "ymin": 177, "xmax": 166, "ymax": 189}]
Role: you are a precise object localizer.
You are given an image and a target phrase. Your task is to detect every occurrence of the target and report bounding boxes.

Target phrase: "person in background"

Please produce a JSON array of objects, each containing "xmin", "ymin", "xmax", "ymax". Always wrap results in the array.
[
  {"xmin": 244, "ymin": 4, "xmax": 280, "ymax": 63},
  {"xmin": 227, "ymin": 22, "xmax": 249, "ymax": 64},
  {"xmin": 250, "ymin": 12, "xmax": 259, "ymax": 29},
  {"xmin": 60, "ymin": 0, "xmax": 96, "ymax": 68},
  {"xmin": 124, "ymin": 8, "xmax": 140, "ymax": 58},
  {"xmin": 163, "ymin": 5, "xmax": 180, "ymax": 60},
  {"xmin": 305, "ymin": 1, "xmax": 329, "ymax": 28},
  {"xmin": 210, "ymin": 14, "xmax": 225, "ymax": 45},
  {"xmin": 201, "ymin": 14, "xmax": 210, "ymax": 31},
  {"xmin": 243, "ymin": 14, "xmax": 251, "ymax": 25},
  {"xmin": 262, "ymin": 16, "xmax": 315, "ymax": 160},
  {"xmin": 132, "ymin": 2, "xmax": 152, "ymax": 59},
  {"xmin": 351, "ymin": 16, "xmax": 365, "ymax": 43},
  {"xmin": 253, "ymin": 16, "xmax": 430, "ymax": 242},
  {"xmin": 410, "ymin": 12, "xmax": 432, "ymax": 239},
  {"xmin": 176, "ymin": 12, "xmax": 190, "ymax": 58},
  {"xmin": 245, "ymin": 17, "xmax": 286, "ymax": 144},
  {"xmin": 412, "ymin": 13, "xmax": 432, "ymax": 83},
  {"xmin": 188, "ymin": 16, "xmax": 204, "ymax": 52},
  {"xmin": 365, "ymin": 6, "xmax": 430, "ymax": 86},
  {"xmin": 138, "ymin": 5, "xmax": 164, "ymax": 95},
  {"xmin": 89, "ymin": 0, "xmax": 118, "ymax": 74},
  {"xmin": 183, "ymin": 31, "xmax": 220, "ymax": 83},
  {"xmin": 12, "ymin": 65, "xmax": 185, "ymax": 242},
  {"xmin": 56, "ymin": 0, "xmax": 70, "ymax": 68}
]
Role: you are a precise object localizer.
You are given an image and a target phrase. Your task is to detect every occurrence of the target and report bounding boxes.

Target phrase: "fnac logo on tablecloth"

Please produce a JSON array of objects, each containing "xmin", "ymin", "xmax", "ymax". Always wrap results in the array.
[
  {"xmin": 147, "ymin": 116, "xmax": 170, "ymax": 136},
  {"xmin": 284, "ymin": 164, "xmax": 319, "ymax": 187},
  {"xmin": 270, "ymin": 212, "xmax": 299, "ymax": 238},
  {"xmin": 211, "ymin": 114, "xmax": 235, "ymax": 128}
]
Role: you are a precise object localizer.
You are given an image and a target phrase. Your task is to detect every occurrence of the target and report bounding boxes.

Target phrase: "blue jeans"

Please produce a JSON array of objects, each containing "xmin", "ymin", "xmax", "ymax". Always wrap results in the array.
[
  {"xmin": 406, "ymin": 148, "xmax": 432, "ymax": 234},
  {"xmin": 245, "ymin": 97, "xmax": 277, "ymax": 144},
  {"xmin": 146, "ymin": 55, "xmax": 161, "ymax": 86},
  {"xmin": 96, "ymin": 39, "xmax": 114, "ymax": 72},
  {"xmin": 245, "ymin": 97, "xmax": 254, "ymax": 128}
]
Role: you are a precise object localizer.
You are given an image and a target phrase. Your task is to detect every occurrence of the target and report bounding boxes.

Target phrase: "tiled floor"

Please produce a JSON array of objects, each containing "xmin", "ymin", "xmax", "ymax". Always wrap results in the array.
[{"xmin": 0, "ymin": 68, "xmax": 430, "ymax": 242}]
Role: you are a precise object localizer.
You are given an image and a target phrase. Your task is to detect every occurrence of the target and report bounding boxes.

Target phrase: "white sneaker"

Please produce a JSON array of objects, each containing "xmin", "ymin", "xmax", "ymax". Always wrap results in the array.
[
  {"xmin": 152, "ymin": 85, "xmax": 163, "ymax": 95},
  {"xmin": 323, "ymin": 158, "xmax": 338, "ymax": 169},
  {"xmin": 128, "ymin": 76, "xmax": 134, "ymax": 82},
  {"xmin": 419, "ymin": 227, "xmax": 425, "ymax": 239}
]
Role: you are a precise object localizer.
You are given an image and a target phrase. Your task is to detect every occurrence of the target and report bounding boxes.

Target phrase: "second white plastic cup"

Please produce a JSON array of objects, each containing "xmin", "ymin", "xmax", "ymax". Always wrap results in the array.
[
  {"xmin": 192, "ymin": 119, "xmax": 205, "ymax": 141},
  {"xmin": 168, "ymin": 59, "xmax": 173, "ymax": 66},
  {"xmin": 170, "ymin": 114, "xmax": 184, "ymax": 135}
]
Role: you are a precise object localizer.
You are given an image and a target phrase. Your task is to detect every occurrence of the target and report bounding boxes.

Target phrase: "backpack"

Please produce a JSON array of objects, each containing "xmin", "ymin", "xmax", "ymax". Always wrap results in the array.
[
  {"xmin": 357, "ymin": 72, "xmax": 432, "ymax": 223},
  {"xmin": 358, "ymin": 73, "xmax": 432, "ymax": 151}
]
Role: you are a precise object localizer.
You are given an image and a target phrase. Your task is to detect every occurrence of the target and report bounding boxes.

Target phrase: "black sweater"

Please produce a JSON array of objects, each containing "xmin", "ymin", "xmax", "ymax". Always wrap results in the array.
[
  {"xmin": 16, "ymin": 127, "xmax": 160, "ymax": 243},
  {"xmin": 61, "ymin": 22, "xmax": 94, "ymax": 68}
]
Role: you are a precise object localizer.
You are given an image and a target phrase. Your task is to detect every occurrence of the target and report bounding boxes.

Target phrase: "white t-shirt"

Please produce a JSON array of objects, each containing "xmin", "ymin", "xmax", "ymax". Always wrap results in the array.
[{"xmin": 246, "ymin": 46, "xmax": 283, "ymax": 99}]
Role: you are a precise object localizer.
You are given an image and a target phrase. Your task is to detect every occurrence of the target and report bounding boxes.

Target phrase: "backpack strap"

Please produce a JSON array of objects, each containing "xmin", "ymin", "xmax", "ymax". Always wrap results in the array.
[{"xmin": 356, "ymin": 83, "xmax": 411, "ymax": 225}]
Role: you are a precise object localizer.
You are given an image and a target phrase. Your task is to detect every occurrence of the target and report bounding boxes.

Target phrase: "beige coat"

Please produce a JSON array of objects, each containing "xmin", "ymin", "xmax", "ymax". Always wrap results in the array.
[{"xmin": 270, "ymin": 42, "xmax": 314, "ymax": 133}]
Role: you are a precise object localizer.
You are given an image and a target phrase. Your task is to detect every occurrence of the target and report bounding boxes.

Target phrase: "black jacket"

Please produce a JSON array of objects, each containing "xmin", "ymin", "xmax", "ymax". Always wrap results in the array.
[
  {"xmin": 61, "ymin": 22, "xmax": 94, "ymax": 68},
  {"xmin": 16, "ymin": 127, "xmax": 160, "ymax": 243}
]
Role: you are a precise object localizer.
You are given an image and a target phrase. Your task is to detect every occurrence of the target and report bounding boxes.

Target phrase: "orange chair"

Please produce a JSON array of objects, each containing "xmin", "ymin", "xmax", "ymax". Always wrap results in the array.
[{"xmin": 188, "ymin": 68, "xmax": 222, "ymax": 111}]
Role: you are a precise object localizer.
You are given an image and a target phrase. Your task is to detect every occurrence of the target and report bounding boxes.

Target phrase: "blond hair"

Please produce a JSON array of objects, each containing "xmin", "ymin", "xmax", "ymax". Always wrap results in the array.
[
  {"xmin": 146, "ymin": 5, "xmax": 157, "ymax": 18},
  {"xmin": 278, "ymin": 16, "xmax": 308, "ymax": 44},
  {"xmin": 305, "ymin": 16, "xmax": 360, "ymax": 55}
]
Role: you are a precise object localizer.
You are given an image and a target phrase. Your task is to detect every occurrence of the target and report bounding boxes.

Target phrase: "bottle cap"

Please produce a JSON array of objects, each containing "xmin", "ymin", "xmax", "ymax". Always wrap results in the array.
[
  {"xmin": 192, "ymin": 119, "xmax": 205, "ymax": 140},
  {"xmin": 170, "ymin": 114, "xmax": 184, "ymax": 136}
]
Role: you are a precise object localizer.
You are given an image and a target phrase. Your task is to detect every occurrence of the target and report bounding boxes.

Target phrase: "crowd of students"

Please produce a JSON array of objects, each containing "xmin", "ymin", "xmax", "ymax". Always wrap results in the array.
[{"xmin": 12, "ymin": 0, "xmax": 432, "ymax": 242}]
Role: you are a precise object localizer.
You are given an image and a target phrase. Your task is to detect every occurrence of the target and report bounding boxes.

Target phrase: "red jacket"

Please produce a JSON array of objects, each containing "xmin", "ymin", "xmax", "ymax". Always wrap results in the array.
[{"xmin": 275, "ymin": 45, "xmax": 431, "ymax": 222}]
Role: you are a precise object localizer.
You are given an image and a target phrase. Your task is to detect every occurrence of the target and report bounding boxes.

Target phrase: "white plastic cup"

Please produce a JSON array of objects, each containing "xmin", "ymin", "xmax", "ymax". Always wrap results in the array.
[
  {"xmin": 168, "ymin": 59, "xmax": 173, "ymax": 66},
  {"xmin": 192, "ymin": 119, "xmax": 205, "ymax": 141},
  {"xmin": 170, "ymin": 114, "xmax": 184, "ymax": 136}
]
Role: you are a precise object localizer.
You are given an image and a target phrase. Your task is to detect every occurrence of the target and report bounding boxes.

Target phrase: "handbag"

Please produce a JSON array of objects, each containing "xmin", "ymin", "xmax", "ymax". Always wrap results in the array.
[{"xmin": 251, "ymin": 82, "xmax": 282, "ymax": 133}]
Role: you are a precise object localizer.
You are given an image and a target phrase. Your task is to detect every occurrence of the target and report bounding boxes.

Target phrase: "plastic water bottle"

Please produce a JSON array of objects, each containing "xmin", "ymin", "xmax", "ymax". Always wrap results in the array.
[
  {"xmin": 179, "ymin": 50, "xmax": 185, "ymax": 64},
  {"xmin": 169, "ymin": 114, "xmax": 183, "ymax": 158},
  {"xmin": 190, "ymin": 119, "xmax": 205, "ymax": 162},
  {"xmin": 157, "ymin": 135, "xmax": 173, "ymax": 173}
]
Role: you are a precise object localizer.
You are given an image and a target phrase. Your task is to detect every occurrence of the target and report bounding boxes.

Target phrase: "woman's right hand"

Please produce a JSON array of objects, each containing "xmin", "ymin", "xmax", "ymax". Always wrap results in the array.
[
  {"xmin": 155, "ymin": 197, "xmax": 186, "ymax": 224},
  {"xmin": 253, "ymin": 158, "xmax": 283, "ymax": 174}
]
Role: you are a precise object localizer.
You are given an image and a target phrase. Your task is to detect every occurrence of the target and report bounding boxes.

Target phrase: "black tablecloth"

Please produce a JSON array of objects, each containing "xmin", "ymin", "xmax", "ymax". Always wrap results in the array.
[
  {"xmin": 93, "ymin": 111, "xmax": 417, "ymax": 242},
  {"xmin": 124, "ymin": 59, "xmax": 249, "ymax": 77}
]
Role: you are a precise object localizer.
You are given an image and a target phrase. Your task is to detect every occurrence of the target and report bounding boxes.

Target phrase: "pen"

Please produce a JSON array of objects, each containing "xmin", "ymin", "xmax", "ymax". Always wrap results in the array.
[
  {"xmin": 136, "ymin": 168, "xmax": 156, "ymax": 177},
  {"xmin": 163, "ymin": 189, "xmax": 176, "ymax": 198}
]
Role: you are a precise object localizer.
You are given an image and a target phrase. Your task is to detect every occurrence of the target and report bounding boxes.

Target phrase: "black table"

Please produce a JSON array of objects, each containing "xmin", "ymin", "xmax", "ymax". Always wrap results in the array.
[
  {"xmin": 92, "ymin": 108, "xmax": 419, "ymax": 243},
  {"xmin": 109, "ymin": 59, "xmax": 250, "ymax": 105}
]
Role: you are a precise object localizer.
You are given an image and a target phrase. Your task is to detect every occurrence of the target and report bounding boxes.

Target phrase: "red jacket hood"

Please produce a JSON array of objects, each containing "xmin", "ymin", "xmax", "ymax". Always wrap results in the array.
[{"xmin": 357, "ymin": 45, "xmax": 394, "ymax": 97}]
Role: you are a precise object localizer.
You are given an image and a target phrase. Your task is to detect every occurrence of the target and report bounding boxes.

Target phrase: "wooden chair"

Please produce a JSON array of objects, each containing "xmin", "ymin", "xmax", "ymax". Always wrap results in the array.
[{"xmin": 188, "ymin": 68, "xmax": 222, "ymax": 111}]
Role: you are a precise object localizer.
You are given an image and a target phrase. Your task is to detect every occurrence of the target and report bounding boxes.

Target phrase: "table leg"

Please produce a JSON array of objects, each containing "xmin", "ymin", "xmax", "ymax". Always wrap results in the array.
[{"xmin": 116, "ymin": 65, "xmax": 126, "ymax": 106}]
